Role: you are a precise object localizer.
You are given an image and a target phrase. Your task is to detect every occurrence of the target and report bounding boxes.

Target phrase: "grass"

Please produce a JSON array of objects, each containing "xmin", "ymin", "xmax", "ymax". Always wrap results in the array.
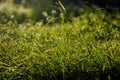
[
  {"xmin": 0, "ymin": 8, "xmax": 120, "ymax": 80},
  {"xmin": 0, "ymin": 2, "xmax": 32, "ymax": 17}
]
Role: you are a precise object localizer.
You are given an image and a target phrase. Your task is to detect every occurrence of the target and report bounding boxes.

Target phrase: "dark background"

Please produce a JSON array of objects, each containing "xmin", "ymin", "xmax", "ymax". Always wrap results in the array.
[{"xmin": 0, "ymin": 0, "xmax": 120, "ymax": 23}]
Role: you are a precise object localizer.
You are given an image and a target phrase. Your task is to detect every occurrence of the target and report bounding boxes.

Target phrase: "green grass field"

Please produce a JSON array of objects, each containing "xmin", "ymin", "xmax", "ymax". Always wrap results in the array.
[{"xmin": 0, "ymin": 9, "xmax": 120, "ymax": 80}]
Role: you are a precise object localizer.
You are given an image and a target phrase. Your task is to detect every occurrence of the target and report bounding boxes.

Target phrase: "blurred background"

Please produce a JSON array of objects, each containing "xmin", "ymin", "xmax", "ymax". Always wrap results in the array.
[{"xmin": 0, "ymin": 0, "xmax": 120, "ymax": 24}]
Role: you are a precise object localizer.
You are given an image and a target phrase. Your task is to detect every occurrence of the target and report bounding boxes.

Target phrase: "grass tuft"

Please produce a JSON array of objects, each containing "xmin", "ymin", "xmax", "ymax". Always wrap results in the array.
[{"xmin": 0, "ymin": 7, "xmax": 120, "ymax": 80}]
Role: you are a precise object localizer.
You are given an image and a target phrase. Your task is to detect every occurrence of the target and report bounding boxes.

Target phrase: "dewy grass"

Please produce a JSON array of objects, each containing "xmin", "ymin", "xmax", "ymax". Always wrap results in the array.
[{"xmin": 0, "ymin": 7, "xmax": 120, "ymax": 80}]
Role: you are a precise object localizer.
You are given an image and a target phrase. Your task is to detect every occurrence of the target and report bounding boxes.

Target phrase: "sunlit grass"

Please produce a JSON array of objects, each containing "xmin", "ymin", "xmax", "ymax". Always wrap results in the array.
[{"xmin": 0, "ymin": 7, "xmax": 120, "ymax": 80}]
